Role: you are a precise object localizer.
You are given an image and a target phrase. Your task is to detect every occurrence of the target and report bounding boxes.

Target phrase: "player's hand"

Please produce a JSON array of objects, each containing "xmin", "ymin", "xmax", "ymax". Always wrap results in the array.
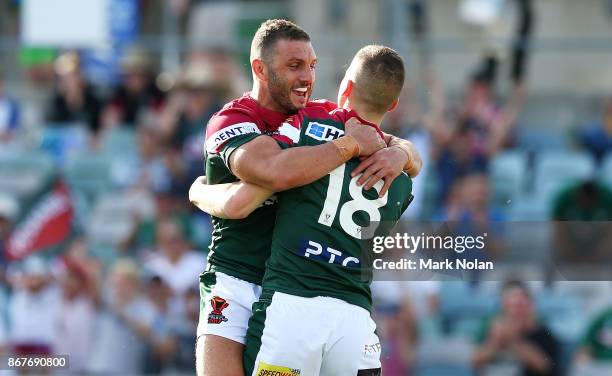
[
  {"xmin": 351, "ymin": 147, "xmax": 407, "ymax": 197},
  {"xmin": 344, "ymin": 117, "xmax": 386, "ymax": 157}
]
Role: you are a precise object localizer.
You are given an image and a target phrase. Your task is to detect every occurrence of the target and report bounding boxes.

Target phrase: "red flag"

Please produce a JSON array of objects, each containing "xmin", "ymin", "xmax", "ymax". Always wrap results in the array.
[{"xmin": 5, "ymin": 181, "xmax": 74, "ymax": 261}]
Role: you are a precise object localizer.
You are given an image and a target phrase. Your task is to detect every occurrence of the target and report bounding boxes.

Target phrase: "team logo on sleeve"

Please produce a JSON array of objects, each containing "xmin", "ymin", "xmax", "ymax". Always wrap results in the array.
[
  {"xmin": 205, "ymin": 122, "xmax": 261, "ymax": 153},
  {"xmin": 305, "ymin": 122, "xmax": 344, "ymax": 141},
  {"xmin": 207, "ymin": 296, "xmax": 229, "ymax": 324}
]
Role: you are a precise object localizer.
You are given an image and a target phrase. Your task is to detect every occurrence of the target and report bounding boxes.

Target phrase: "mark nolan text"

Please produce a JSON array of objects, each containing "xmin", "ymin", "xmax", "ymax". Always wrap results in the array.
[{"xmin": 373, "ymin": 258, "xmax": 494, "ymax": 271}]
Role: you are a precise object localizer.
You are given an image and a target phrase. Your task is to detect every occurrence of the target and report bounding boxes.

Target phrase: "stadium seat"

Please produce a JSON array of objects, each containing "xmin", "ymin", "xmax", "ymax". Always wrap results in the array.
[
  {"xmin": 100, "ymin": 127, "xmax": 137, "ymax": 157},
  {"xmin": 536, "ymin": 290, "xmax": 584, "ymax": 341},
  {"xmin": 600, "ymin": 153, "xmax": 612, "ymax": 188},
  {"xmin": 570, "ymin": 362, "xmax": 612, "ymax": 376},
  {"xmin": 0, "ymin": 151, "xmax": 55, "ymax": 200},
  {"xmin": 533, "ymin": 150, "xmax": 595, "ymax": 204},
  {"xmin": 517, "ymin": 127, "xmax": 569, "ymax": 153},
  {"xmin": 519, "ymin": 95, "xmax": 578, "ymax": 133},
  {"xmin": 87, "ymin": 191, "xmax": 155, "ymax": 247},
  {"xmin": 64, "ymin": 153, "xmax": 116, "ymax": 202},
  {"xmin": 507, "ymin": 194, "xmax": 550, "ymax": 220},
  {"xmin": 490, "ymin": 150, "xmax": 528, "ymax": 207},
  {"xmin": 417, "ymin": 164, "xmax": 439, "ymax": 220},
  {"xmin": 415, "ymin": 337, "xmax": 476, "ymax": 376},
  {"xmin": 439, "ymin": 281, "xmax": 498, "ymax": 334},
  {"xmin": 503, "ymin": 221, "xmax": 552, "ymax": 262},
  {"xmin": 414, "ymin": 365, "xmax": 475, "ymax": 376},
  {"xmin": 38, "ymin": 125, "xmax": 89, "ymax": 166}
]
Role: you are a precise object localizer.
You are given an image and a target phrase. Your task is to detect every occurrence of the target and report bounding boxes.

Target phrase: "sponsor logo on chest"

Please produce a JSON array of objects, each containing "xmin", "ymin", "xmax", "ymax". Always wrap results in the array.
[{"xmin": 305, "ymin": 122, "xmax": 344, "ymax": 142}]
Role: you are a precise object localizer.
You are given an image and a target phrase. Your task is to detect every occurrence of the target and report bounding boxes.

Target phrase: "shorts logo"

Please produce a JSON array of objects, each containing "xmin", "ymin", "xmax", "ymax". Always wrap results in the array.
[
  {"xmin": 255, "ymin": 361, "xmax": 301, "ymax": 376},
  {"xmin": 207, "ymin": 296, "xmax": 229, "ymax": 324}
]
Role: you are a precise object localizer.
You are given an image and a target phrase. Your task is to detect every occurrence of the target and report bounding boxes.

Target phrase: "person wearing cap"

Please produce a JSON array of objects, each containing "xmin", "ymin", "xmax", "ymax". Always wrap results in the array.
[
  {"xmin": 159, "ymin": 61, "xmax": 226, "ymax": 190},
  {"xmin": 103, "ymin": 47, "xmax": 165, "ymax": 127},
  {"xmin": 160, "ymin": 61, "xmax": 225, "ymax": 152},
  {"xmin": 46, "ymin": 51, "xmax": 103, "ymax": 134}
]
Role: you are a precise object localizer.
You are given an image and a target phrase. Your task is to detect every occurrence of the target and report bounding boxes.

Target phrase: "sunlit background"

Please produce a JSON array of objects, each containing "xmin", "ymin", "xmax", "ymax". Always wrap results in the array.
[{"xmin": 1, "ymin": 0, "xmax": 612, "ymax": 375}]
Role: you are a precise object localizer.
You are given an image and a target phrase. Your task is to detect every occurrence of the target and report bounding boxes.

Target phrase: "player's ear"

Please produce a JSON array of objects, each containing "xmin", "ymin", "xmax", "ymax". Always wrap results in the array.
[
  {"xmin": 387, "ymin": 99, "xmax": 399, "ymax": 112},
  {"xmin": 343, "ymin": 79, "xmax": 354, "ymax": 97},
  {"xmin": 252, "ymin": 59, "xmax": 267, "ymax": 82},
  {"xmin": 337, "ymin": 79, "xmax": 353, "ymax": 107}
]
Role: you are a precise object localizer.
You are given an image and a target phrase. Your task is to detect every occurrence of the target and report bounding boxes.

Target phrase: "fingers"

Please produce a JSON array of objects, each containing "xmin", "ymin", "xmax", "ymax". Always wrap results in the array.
[
  {"xmin": 352, "ymin": 157, "xmax": 376, "ymax": 180},
  {"xmin": 364, "ymin": 170, "xmax": 385, "ymax": 191},
  {"xmin": 379, "ymin": 175, "xmax": 394, "ymax": 197}
]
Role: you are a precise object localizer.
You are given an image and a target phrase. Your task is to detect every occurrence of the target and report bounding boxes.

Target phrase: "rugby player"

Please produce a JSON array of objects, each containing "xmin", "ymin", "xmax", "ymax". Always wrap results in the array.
[
  {"xmin": 191, "ymin": 20, "xmax": 421, "ymax": 376},
  {"xmin": 196, "ymin": 45, "xmax": 413, "ymax": 376}
]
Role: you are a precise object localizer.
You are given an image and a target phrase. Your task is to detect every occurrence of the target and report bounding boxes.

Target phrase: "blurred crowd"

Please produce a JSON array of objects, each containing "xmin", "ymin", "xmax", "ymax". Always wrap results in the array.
[{"xmin": 1, "ymin": 0, "xmax": 612, "ymax": 375}]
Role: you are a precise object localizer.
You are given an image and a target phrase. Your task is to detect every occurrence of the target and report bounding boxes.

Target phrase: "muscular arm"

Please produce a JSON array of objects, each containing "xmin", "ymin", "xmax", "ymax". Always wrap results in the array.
[
  {"xmin": 230, "ymin": 135, "xmax": 350, "ymax": 191},
  {"xmin": 189, "ymin": 176, "xmax": 273, "ymax": 219}
]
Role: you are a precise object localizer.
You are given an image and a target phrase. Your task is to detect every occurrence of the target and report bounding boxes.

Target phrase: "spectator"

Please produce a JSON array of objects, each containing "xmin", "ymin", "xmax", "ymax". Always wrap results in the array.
[
  {"xmin": 159, "ymin": 61, "xmax": 224, "ymax": 172},
  {"xmin": 441, "ymin": 173, "xmax": 505, "ymax": 223},
  {"xmin": 142, "ymin": 219, "xmax": 206, "ymax": 296},
  {"xmin": 552, "ymin": 180, "xmax": 612, "ymax": 263},
  {"xmin": 53, "ymin": 257, "xmax": 98, "ymax": 373},
  {"xmin": 122, "ymin": 187, "xmax": 195, "ymax": 252},
  {"xmin": 0, "ymin": 70, "xmax": 21, "ymax": 143},
  {"xmin": 473, "ymin": 280, "xmax": 560, "ymax": 376},
  {"xmin": 576, "ymin": 306, "xmax": 612, "ymax": 363},
  {"xmin": 7, "ymin": 256, "xmax": 60, "ymax": 357},
  {"xmin": 111, "ymin": 113, "xmax": 173, "ymax": 192},
  {"xmin": 576, "ymin": 97, "xmax": 612, "ymax": 163},
  {"xmin": 142, "ymin": 274, "xmax": 182, "ymax": 374},
  {"xmin": 103, "ymin": 48, "xmax": 165, "ymax": 127},
  {"xmin": 371, "ymin": 280, "xmax": 439, "ymax": 373},
  {"xmin": 46, "ymin": 51, "xmax": 103, "ymax": 134},
  {"xmin": 0, "ymin": 193, "xmax": 19, "ymax": 282},
  {"xmin": 174, "ymin": 285, "xmax": 200, "ymax": 371},
  {"xmin": 89, "ymin": 259, "xmax": 155, "ymax": 374},
  {"xmin": 431, "ymin": 58, "xmax": 526, "ymax": 204},
  {"xmin": 437, "ymin": 173, "xmax": 505, "ymax": 261}
]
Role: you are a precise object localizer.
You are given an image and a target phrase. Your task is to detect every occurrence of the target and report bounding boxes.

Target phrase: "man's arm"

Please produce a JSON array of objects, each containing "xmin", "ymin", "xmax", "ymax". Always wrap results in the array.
[
  {"xmin": 189, "ymin": 176, "xmax": 273, "ymax": 219},
  {"xmin": 229, "ymin": 118, "xmax": 385, "ymax": 191}
]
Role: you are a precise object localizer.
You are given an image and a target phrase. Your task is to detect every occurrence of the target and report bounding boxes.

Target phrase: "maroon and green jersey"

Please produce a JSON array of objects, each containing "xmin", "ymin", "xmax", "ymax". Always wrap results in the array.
[
  {"xmin": 203, "ymin": 93, "xmax": 335, "ymax": 284},
  {"xmin": 263, "ymin": 106, "xmax": 414, "ymax": 311}
]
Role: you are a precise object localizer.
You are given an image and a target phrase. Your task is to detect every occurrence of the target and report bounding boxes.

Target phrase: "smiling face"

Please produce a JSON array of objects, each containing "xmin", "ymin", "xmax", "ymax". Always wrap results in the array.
[{"xmin": 263, "ymin": 39, "xmax": 316, "ymax": 113}]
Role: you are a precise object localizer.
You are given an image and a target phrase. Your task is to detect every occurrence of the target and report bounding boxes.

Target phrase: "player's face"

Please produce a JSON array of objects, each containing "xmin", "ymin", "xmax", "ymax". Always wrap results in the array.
[{"xmin": 267, "ymin": 39, "xmax": 317, "ymax": 113}]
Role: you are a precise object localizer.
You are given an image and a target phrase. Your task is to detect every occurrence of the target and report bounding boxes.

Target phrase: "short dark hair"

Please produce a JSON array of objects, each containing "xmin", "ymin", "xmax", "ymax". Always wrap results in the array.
[
  {"xmin": 351, "ymin": 45, "xmax": 405, "ymax": 113},
  {"xmin": 250, "ymin": 19, "xmax": 310, "ymax": 63}
]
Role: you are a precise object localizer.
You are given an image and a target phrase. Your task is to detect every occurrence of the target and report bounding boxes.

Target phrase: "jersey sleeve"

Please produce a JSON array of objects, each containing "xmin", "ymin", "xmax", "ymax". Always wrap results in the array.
[{"xmin": 205, "ymin": 110, "xmax": 262, "ymax": 170}]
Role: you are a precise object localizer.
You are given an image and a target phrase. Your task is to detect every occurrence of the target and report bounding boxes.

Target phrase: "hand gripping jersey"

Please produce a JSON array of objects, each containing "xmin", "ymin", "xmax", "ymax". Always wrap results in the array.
[
  {"xmin": 262, "ymin": 106, "xmax": 414, "ymax": 311},
  {"xmin": 204, "ymin": 93, "xmax": 336, "ymax": 285}
]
